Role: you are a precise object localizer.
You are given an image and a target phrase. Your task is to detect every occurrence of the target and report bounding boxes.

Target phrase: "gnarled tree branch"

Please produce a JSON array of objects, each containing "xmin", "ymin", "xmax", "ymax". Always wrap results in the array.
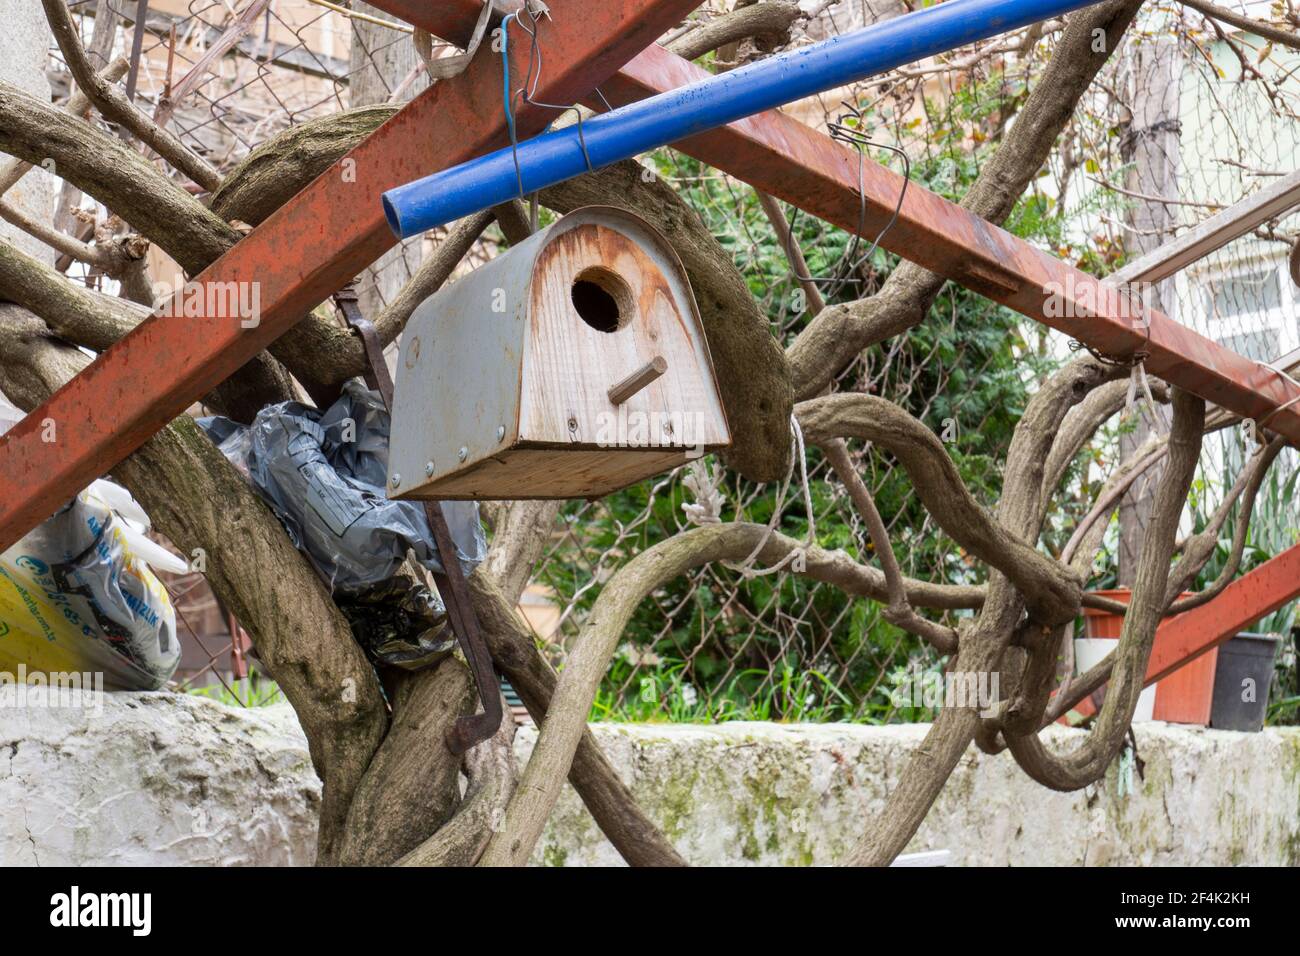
[
  {"xmin": 1006, "ymin": 388, "xmax": 1205, "ymax": 790},
  {"xmin": 796, "ymin": 392, "xmax": 1084, "ymax": 625},
  {"xmin": 1177, "ymin": 0, "xmax": 1300, "ymax": 53},
  {"xmin": 43, "ymin": 0, "xmax": 221, "ymax": 191},
  {"xmin": 667, "ymin": 2, "xmax": 804, "ymax": 62}
]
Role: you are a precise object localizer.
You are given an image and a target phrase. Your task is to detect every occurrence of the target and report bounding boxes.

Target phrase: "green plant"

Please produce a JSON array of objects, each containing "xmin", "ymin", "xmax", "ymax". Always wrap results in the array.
[{"xmin": 186, "ymin": 669, "xmax": 284, "ymax": 708}]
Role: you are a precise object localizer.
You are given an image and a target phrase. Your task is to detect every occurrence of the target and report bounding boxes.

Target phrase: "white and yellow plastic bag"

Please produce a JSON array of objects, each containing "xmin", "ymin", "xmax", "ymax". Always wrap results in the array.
[{"xmin": 0, "ymin": 413, "xmax": 184, "ymax": 690}]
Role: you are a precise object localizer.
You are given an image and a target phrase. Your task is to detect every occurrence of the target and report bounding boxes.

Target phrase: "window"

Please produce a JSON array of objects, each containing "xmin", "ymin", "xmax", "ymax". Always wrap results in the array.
[{"xmin": 1204, "ymin": 268, "xmax": 1283, "ymax": 322}]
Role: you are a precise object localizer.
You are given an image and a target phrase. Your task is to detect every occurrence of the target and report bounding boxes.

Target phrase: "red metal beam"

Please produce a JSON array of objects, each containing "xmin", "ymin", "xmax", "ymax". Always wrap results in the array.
[
  {"xmin": 1145, "ymin": 546, "xmax": 1300, "ymax": 684},
  {"xmin": 1074, "ymin": 542, "xmax": 1300, "ymax": 719},
  {"xmin": 585, "ymin": 10, "xmax": 1300, "ymax": 719},
  {"xmin": 609, "ymin": 47, "xmax": 1300, "ymax": 436},
  {"xmin": 0, "ymin": 0, "xmax": 700, "ymax": 552},
  {"xmin": 389, "ymin": 0, "xmax": 1300, "ymax": 444}
]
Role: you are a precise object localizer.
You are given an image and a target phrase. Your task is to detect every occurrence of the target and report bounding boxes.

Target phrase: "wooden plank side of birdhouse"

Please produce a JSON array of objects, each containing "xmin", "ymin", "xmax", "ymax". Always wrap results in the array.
[
  {"xmin": 517, "ymin": 217, "xmax": 729, "ymax": 462},
  {"xmin": 387, "ymin": 243, "xmax": 535, "ymax": 498},
  {"xmin": 417, "ymin": 447, "xmax": 696, "ymax": 500}
]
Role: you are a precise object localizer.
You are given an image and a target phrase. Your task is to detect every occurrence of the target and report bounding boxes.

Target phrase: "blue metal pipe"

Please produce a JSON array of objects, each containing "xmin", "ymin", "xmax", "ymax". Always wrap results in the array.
[{"xmin": 383, "ymin": 0, "xmax": 1102, "ymax": 238}]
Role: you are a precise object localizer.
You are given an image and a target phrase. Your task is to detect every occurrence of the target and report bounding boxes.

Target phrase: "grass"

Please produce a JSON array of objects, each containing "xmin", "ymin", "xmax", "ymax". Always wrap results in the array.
[{"xmin": 185, "ymin": 671, "xmax": 284, "ymax": 708}]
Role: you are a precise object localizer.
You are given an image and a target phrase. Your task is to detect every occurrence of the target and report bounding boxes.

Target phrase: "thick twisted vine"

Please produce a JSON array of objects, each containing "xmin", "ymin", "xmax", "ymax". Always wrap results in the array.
[{"xmin": 1005, "ymin": 389, "xmax": 1205, "ymax": 790}]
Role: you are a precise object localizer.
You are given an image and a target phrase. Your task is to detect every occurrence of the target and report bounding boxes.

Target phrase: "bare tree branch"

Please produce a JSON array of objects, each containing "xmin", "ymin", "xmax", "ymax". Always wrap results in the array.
[
  {"xmin": 1166, "ymin": 436, "xmax": 1285, "ymax": 608},
  {"xmin": 1178, "ymin": 0, "xmax": 1300, "ymax": 52},
  {"xmin": 0, "ymin": 199, "xmax": 120, "ymax": 272},
  {"xmin": 0, "ymin": 57, "xmax": 130, "ymax": 199},
  {"xmin": 0, "ymin": 80, "xmax": 238, "ymax": 274},
  {"xmin": 42, "ymin": 0, "xmax": 222, "ymax": 191},
  {"xmin": 472, "ymin": 572, "xmax": 688, "ymax": 867},
  {"xmin": 0, "ymin": 240, "xmax": 141, "ymax": 347},
  {"xmin": 667, "ymin": 2, "xmax": 804, "ymax": 62},
  {"xmin": 797, "ymin": 392, "xmax": 1084, "ymax": 625},
  {"xmin": 476, "ymin": 514, "xmax": 986, "ymax": 867},
  {"xmin": 821, "ymin": 438, "xmax": 959, "ymax": 653},
  {"xmin": 1040, "ymin": 378, "xmax": 1169, "ymax": 522}
]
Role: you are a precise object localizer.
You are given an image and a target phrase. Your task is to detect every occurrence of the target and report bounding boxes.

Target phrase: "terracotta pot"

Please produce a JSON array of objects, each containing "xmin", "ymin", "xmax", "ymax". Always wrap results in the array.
[{"xmin": 1082, "ymin": 588, "xmax": 1218, "ymax": 725}]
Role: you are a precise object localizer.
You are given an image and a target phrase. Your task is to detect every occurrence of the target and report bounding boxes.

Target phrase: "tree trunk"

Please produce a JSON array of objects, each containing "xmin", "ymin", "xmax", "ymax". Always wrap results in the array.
[{"xmin": 1118, "ymin": 34, "xmax": 1181, "ymax": 586}]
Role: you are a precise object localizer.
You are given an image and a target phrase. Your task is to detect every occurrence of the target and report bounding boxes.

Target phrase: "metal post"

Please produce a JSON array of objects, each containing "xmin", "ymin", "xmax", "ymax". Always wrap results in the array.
[{"xmin": 123, "ymin": 0, "xmax": 150, "ymax": 102}]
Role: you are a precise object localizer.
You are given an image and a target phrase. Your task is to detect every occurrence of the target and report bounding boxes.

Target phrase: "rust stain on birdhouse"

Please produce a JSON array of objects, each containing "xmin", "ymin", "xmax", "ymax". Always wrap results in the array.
[{"xmin": 388, "ymin": 206, "xmax": 731, "ymax": 500}]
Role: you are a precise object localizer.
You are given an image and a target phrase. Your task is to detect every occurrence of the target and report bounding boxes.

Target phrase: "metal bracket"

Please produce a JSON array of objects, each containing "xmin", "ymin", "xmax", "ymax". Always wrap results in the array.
[{"xmin": 334, "ymin": 285, "xmax": 502, "ymax": 755}]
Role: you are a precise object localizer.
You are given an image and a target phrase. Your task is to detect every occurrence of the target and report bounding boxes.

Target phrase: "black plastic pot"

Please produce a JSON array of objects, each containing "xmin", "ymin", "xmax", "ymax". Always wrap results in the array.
[{"xmin": 1209, "ymin": 632, "xmax": 1279, "ymax": 732}]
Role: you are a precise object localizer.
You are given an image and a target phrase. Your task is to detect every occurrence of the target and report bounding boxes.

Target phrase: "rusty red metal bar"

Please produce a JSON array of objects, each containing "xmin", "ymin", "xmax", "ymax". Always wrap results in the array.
[
  {"xmin": 0, "ymin": 0, "xmax": 700, "ymax": 552},
  {"xmin": 606, "ymin": 46, "xmax": 1300, "ymax": 441},
  {"xmin": 1073, "ymin": 542, "xmax": 1300, "ymax": 720},
  {"xmin": 383, "ymin": 0, "xmax": 1300, "ymax": 445}
]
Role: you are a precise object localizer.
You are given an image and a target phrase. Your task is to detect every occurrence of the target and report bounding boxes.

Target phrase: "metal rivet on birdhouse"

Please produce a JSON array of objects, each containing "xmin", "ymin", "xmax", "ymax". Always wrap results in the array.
[
  {"xmin": 385, "ymin": 207, "xmax": 732, "ymax": 500},
  {"xmin": 390, "ymin": 473, "xmax": 401, "ymax": 488},
  {"xmin": 425, "ymin": 461, "xmax": 435, "ymax": 477}
]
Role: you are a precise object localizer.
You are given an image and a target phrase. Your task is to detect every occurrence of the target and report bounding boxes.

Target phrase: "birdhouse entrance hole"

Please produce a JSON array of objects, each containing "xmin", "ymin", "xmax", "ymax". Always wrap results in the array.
[{"xmin": 571, "ymin": 266, "xmax": 633, "ymax": 333}]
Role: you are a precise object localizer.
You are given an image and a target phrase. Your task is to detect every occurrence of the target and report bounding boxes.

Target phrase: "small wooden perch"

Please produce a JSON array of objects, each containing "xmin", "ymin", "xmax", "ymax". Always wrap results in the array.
[{"xmin": 608, "ymin": 355, "xmax": 668, "ymax": 405}]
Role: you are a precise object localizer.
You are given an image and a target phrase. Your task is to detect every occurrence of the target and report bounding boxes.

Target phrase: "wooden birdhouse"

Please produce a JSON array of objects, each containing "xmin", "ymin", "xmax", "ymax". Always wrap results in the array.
[{"xmin": 387, "ymin": 206, "xmax": 731, "ymax": 500}]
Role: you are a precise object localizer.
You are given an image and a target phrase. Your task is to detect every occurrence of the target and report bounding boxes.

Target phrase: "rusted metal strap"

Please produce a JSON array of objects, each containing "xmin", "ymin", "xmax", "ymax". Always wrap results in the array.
[{"xmin": 335, "ymin": 287, "xmax": 502, "ymax": 754}]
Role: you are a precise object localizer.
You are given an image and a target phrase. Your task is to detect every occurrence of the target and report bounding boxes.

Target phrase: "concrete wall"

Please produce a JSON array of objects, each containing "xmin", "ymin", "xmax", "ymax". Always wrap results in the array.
[
  {"xmin": 523, "ymin": 722, "xmax": 1300, "ymax": 866},
  {"xmin": 2, "ymin": 690, "xmax": 1297, "ymax": 865},
  {"xmin": 0, "ymin": 689, "xmax": 318, "ymax": 866}
]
